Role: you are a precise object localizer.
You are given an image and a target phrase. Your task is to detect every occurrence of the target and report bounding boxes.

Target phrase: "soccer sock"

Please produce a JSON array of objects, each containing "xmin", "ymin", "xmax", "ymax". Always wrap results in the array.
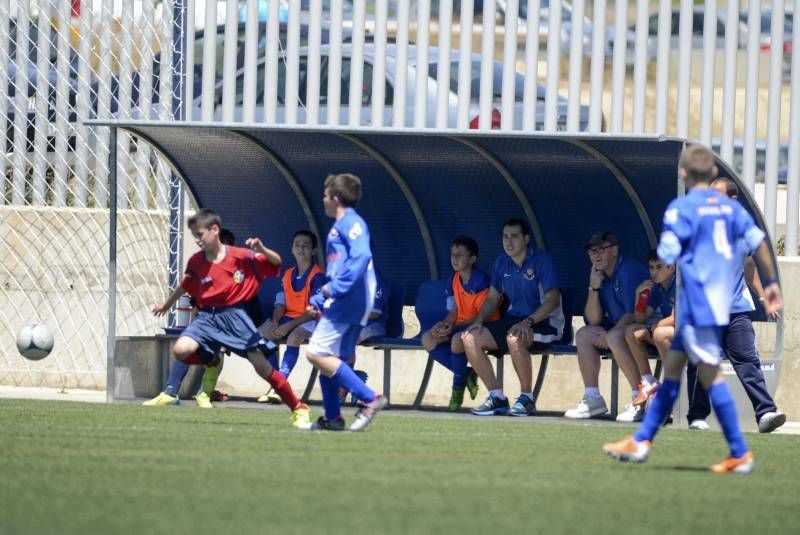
[
  {"xmin": 708, "ymin": 382, "xmax": 749, "ymax": 458},
  {"xmin": 634, "ymin": 378, "xmax": 680, "ymax": 442},
  {"xmin": 333, "ymin": 363, "xmax": 376, "ymax": 404},
  {"xmin": 429, "ymin": 345, "xmax": 454, "ymax": 371},
  {"xmin": 451, "ymin": 351, "xmax": 468, "ymax": 389},
  {"xmin": 489, "ymin": 389, "xmax": 506, "ymax": 400},
  {"xmin": 265, "ymin": 369, "xmax": 301, "ymax": 410},
  {"xmin": 278, "ymin": 346, "xmax": 300, "ymax": 378},
  {"xmin": 319, "ymin": 373, "xmax": 342, "ymax": 420},
  {"xmin": 201, "ymin": 360, "xmax": 222, "ymax": 395},
  {"xmin": 267, "ymin": 352, "xmax": 279, "ymax": 371},
  {"xmin": 164, "ymin": 360, "xmax": 189, "ymax": 397}
]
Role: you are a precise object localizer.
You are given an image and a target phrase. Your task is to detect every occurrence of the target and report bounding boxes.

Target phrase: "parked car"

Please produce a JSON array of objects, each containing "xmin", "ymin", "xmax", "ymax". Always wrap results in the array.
[
  {"xmin": 494, "ymin": 0, "xmax": 593, "ymax": 53},
  {"xmin": 739, "ymin": 7, "xmax": 793, "ymax": 80},
  {"xmin": 193, "ymin": 43, "xmax": 595, "ymax": 131},
  {"xmin": 711, "ymin": 139, "xmax": 790, "ymax": 184}
]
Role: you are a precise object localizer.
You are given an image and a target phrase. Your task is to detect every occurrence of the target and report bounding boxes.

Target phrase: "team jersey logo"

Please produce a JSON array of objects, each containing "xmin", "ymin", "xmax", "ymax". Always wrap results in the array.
[
  {"xmin": 329, "ymin": 228, "xmax": 339, "ymax": 238},
  {"xmin": 348, "ymin": 222, "xmax": 363, "ymax": 240},
  {"xmin": 613, "ymin": 279, "xmax": 621, "ymax": 293},
  {"xmin": 200, "ymin": 276, "xmax": 213, "ymax": 285},
  {"xmin": 232, "ymin": 270, "xmax": 245, "ymax": 284},
  {"xmin": 524, "ymin": 267, "xmax": 535, "ymax": 280}
]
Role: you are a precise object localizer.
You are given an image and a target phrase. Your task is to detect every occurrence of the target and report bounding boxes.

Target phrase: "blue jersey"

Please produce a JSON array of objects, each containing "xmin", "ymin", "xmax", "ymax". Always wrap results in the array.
[
  {"xmin": 490, "ymin": 246, "xmax": 564, "ymax": 335},
  {"xmin": 595, "ymin": 255, "xmax": 650, "ymax": 329},
  {"xmin": 730, "ymin": 265, "xmax": 756, "ymax": 314},
  {"xmin": 658, "ymin": 188, "xmax": 764, "ymax": 327},
  {"xmin": 647, "ymin": 275, "xmax": 676, "ymax": 322},
  {"xmin": 366, "ymin": 269, "xmax": 390, "ymax": 328},
  {"xmin": 321, "ymin": 208, "xmax": 377, "ymax": 325}
]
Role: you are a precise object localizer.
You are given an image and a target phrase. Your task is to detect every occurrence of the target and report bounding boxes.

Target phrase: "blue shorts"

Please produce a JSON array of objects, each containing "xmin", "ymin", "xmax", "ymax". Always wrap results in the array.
[
  {"xmin": 182, "ymin": 306, "xmax": 269, "ymax": 363},
  {"xmin": 307, "ymin": 316, "xmax": 361, "ymax": 360},
  {"xmin": 670, "ymin": 324, "xmax": 725, "ymax": 365}
]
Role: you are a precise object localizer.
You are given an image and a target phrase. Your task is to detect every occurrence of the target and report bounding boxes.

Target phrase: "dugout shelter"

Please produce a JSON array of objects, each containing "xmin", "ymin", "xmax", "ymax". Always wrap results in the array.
[{"xmin": 92, "ymin": 121, "xmax": 783, "ymax": 417}]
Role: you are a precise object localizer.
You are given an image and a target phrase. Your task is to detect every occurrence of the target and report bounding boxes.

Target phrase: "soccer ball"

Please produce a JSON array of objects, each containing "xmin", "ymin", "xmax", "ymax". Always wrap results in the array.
[{"xmin": 16, "ymin": 323, "xmax": 54, "ymax": 361}]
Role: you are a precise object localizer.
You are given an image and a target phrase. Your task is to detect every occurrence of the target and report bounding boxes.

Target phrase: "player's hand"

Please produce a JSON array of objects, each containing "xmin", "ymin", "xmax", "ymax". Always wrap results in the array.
[
  {"xmin": 309, "ymin": 293, "xmax": 327, "ymax": 314},
  {"xmin": 271, "ymin": 325, "xmax": 289, "ymax": 339},
  {"xmin": 509, "ymin": 320, "xmax": 533, "ymax": 346},
  {"xmin": 592, "ymin": 331, "xmax": 609, "ymax": 350},
  {"xmin": 431, "ymin": 321, "xmax": 451, "ymax": 337},
  {"xmin": 245, "ymin": 237, "xmax": 264, "ymax": 252},
  {"xmin": 305, "ymin": 305, "xmax": 321, "ymax": 319},
  {"xmin": 152, "ymin": 303, "xmax": 168, "ymax": 316},
  {"xmin": 762, "ymin": 283, "xmax": 783, "ymax": 320},
  {"xmin": 466, "ymin": 319, "xmax": 483, "ymax": 334},
  {"xmin": 635, "ymin": 280, "xmax": 655, "ymax": 295}
]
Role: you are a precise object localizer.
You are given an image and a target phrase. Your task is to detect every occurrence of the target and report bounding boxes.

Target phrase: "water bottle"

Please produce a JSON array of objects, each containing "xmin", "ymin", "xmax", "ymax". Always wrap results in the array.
[
  {"xmin": 635, "ymin": 288, "xmax": 652, "ymax": 313},
  {"xmin": 176, "ymin": 295, "xmax": 192, "ymax": 328}
]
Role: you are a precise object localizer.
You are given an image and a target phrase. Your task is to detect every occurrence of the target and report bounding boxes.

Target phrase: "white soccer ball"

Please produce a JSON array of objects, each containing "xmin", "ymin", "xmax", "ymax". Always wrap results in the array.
[{"xmin": 16, "ymin": 323, "xmax": 54, "ymax": 361}]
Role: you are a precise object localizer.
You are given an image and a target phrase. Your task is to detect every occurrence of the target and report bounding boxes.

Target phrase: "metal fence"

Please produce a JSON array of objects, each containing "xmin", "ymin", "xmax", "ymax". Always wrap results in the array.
[{"xmin": 0, "ymin": 0, "xmax": 798, "ymax": 389}]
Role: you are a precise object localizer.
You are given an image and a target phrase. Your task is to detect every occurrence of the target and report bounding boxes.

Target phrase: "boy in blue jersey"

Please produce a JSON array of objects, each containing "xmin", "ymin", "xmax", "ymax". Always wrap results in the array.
[
  {"xmin": 614, "ymin": 250, "xmax": 676, "ymax": 409},
  {"xmin": 302, "ymin": 173, "xmax": 387, "ymax": 432},
  {"xmin": 462, "ymin": 219, "xmax": 564, "ymax": 417},
  {"xmin": 603, "ymin": 145, "xmax": 783, "ymax": 474},
  {"xmin": 564, "ymin": 231, "xmax": 649, "ymax": 419}
]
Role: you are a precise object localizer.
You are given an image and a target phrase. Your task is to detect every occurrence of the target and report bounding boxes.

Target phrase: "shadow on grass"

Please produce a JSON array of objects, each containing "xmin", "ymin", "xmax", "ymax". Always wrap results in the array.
[{"xmin": 652, "ymin": 465, "xmax": 709, "ymax": 473}]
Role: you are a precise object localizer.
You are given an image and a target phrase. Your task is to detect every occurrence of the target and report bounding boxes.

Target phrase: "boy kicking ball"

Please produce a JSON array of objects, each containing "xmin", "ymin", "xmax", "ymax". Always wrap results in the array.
[{"xmin": 603, "ymin": 145, "xmax": 783, "ymax": 474}]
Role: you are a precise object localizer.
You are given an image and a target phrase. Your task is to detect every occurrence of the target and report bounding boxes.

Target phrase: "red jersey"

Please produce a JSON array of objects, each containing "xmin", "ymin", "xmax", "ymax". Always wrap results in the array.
[
  {"xmin": 282, "ymin": 265, "xmax": 324, "ymax": 318},
  {"xmin": 180, "ymin": 245, "xmax": 280, "ymax": 308}
]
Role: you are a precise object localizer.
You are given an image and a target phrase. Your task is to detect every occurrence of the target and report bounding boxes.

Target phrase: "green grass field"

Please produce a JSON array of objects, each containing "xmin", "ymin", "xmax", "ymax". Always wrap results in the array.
[{"xmin": 1, "ymin": 399, "xmax": 798, "ymax": 534}]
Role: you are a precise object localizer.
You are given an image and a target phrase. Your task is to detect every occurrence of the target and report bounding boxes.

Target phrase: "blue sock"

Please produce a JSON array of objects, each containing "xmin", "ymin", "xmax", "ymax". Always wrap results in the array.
[
  {"xmin": 334, "ymin": 362, "xmax": 376, "ymax": 404},
  {"xmin": 267, "ymin": 352, "xmax": 279, "ymax": 371},
  {"xmin": 429, "ymin": 344, "xmax": 454, "ymax": 371},
  {"xmin": 165, "ymin": 360, "xmax": 190, "ymax": 397},
  {"xmin": 708, "ymin": 382, "xmax": 749, "ymax": 458},
  {"xmin": 634, "ymin": 378, "xmax": 680, "ymax": 443},
  {"xmin": 319, "ymin": 373, "xmax": 342, "ymax": 420},
  {"xmin": 279, "ymin": 346, "xmax": 300, "ymax": 378},
  {"xmin": 451, "ymin": 351, "xmax": 468, "ymax": 389}
]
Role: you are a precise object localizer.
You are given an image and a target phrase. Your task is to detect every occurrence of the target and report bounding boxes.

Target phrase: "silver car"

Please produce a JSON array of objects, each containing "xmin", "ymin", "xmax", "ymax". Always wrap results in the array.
[{"xmin": 198, "ymin": 43, "xmax": 593, "ymax": 130}]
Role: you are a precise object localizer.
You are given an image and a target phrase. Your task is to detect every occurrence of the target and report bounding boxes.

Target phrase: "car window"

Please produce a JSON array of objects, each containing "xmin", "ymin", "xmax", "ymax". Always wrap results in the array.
[
  {"xmin": 8, "ymin": 20, "xmax": 60, "ymax": 65},
  {"xmin": 428, "ymin": 61, "xmax": 544, "ymax": 102},
  {"xmin": 319, "ymin": 58, "xmax": 389, "ymax": 106}
]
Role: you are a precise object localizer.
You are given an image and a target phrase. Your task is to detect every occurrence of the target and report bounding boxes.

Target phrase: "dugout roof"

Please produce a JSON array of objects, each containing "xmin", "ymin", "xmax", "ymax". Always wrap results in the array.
[{"xmin": 91, "ymin": 121, "xmax": 775, "ymax": 311}]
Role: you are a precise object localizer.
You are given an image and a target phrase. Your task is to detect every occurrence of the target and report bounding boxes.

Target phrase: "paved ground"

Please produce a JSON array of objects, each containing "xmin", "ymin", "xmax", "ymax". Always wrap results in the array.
[{"xmin": 2, "ymin": 385, "xmax": 798, "ymax": 435}]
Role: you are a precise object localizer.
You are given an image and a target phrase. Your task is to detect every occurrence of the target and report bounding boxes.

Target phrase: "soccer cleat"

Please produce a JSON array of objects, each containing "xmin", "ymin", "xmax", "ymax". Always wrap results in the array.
[
  {"xmin": 290, "ymin": 403, "xmax": 312, "ymax": 429},
  {"xmin": 758, "ymin": 411, "xmax": 786, "ymax": 433},
  {"xmin": 465, "ymin": 368, "xmax": 479, "ymax": 400},
  {"xmin": 709, "ymin": 451, "xmax": 755, "ymax": 474},
  {"xmin": 471, "ymin": 394, "xmax": 510, "ymax": 416},
  {"xmin": 194, "ymin": 391, "xmax": 213, "ymax": 409},
  {"xmin": 632, "ymin": 381, "xmax": 660, "ymax": 407},
  {"xmin": 299, "ymin": 416, "xmax": 346, "ymax": 431},
  {"xmin": 602, "ymin": 435, "xmax": 652, "ymax": 463},
  {"xmin": 564, "ymin": 396, "xmax": 608, "ymax": 419},
  {"xmin": 688, "ymin": 419, "xmax": 710, "ymax": 431},
  {"xmin": 349, "ymin": 395, "xmax": 388, "ymax": 432},
  {"xmin": 448, "ymin": 388, "xmax": 466, "ymax": 412},
  {"xmin": 509, "ymin": 395, "xmax": 537, "ymax": 417},
  {"xmin": 615, "ymin": 402, "xmax": 644, "ymax": 423},
  {"xmin": 257, "ymin": 388, "xmax": 282, "ymax": 404},
  {"xmin": 142, "ymin": 392, "xmax": 179, "ymax": 406}
]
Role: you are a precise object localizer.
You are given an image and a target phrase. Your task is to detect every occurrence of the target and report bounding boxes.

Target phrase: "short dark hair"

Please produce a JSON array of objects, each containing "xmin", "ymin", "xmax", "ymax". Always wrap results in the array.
[
  {"xmin": 680, "ymin": 145, "xmax": 717, "ymax": 183},
  {"xmin": 451, "ymin": 235, "xmax": 479, "ymax": 258},
  {"xmin": 711, "ymin": 177, "xmax": 738, "ymax": 198},
  {"xmin": 647, "ymin": 249, "xmax": 660, "ymax": 262},
  {"xmin": 188, "ymin": 208, "xmax": 221, "ymax": 231},
  {"xmin": 503, "ymin": 218, "xmax": 530, "ymax": 237},
  {"xmin": 292, "ymin": 229, "xmax": 318, "ymax": 249},
  {"xmin": 219, "ymin": 228, "xmax": 236, "ymax": 245},
  {"xmin": 324, "ymin": 173, "xmax": 362, "ymax": 207}
]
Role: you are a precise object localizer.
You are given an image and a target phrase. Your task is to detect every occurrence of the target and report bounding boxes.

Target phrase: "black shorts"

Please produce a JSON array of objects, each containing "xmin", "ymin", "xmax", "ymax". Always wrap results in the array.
[{"xmin": 484, "ymin": 316, "xmax": 558, "ymax": 356}]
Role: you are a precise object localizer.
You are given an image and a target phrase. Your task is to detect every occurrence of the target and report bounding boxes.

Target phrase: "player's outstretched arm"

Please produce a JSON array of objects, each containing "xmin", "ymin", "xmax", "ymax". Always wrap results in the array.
[
  {"xmin": 752, "ymin": 241, "xmax": 784, "ymax": 317},
  {"xmin": 153, "ymin": 286, "xmax": 186, "ymax": 316},
  {"xmin": 245, "ymin": 237, "xmax": 282, "ymax": 266}
]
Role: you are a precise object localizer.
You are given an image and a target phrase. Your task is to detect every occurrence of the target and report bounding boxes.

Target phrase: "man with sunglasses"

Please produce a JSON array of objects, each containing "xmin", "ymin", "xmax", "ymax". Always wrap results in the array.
[{"xmin": 564, "ymin": 231, "xmax": 649, "ymax": 419}]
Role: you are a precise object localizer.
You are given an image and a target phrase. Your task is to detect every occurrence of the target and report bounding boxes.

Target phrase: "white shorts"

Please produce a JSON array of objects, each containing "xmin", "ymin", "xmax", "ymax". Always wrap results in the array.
[
  {"xmin": 671, "ymin": 324, "xmax": 725, "ymax": 366},
  {"xmin": 307, "ymin": 316, "xmax": 361, "ymax": 359}
]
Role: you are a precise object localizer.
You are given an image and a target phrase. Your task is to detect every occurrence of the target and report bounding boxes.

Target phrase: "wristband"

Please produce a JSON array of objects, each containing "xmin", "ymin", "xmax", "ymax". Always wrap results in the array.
[
  {"xmin": 589, "ymin": 286, "xmax": 600, "ymax": 292},
  {"xmin": 762, "ymin": 278, "xmax": 778, "ymax": 287},
  {"xmin": 525, "ymin": 317, "xmax": 534, "ymax": 328}
]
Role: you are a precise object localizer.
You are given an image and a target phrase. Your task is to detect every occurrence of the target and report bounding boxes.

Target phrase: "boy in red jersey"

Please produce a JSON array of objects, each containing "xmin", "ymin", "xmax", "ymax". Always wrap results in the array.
[
  {"xmin": 422, "ymin": 236, "xmax": 496, "ymax": 411},
  {"xmin": 145, "ymin": 208, "xmax": 311, "ymax": 428}
]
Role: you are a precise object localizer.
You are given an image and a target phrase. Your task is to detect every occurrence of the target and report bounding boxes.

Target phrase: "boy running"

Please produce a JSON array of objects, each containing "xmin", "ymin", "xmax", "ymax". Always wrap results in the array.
[
  {"xmin": 302, "ymin": 173, "xmax": 387, "ymax": 431},
  {"xmin": 603, "ymin": 145, "xmax": 783, "ymax": 473}
]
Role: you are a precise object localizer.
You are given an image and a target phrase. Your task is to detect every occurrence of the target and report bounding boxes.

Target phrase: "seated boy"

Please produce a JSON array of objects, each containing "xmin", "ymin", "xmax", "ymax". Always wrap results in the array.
[
  {"xmin": 616, "ymin": 249, "xmax": 676, "ymax": 409},
  {"xmin": 422, "ymin": 236, "xmax": 495, "ymax": 411},
  {"xmin": 258, "ymin": 230, "xmax": 326, "ymax": 403}
]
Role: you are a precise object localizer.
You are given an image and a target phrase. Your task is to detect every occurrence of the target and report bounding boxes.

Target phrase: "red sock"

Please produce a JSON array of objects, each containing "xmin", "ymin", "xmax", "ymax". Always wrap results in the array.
[{"xmin": 266, "ymin": 369, "xmax": 301, "ymax": 410}]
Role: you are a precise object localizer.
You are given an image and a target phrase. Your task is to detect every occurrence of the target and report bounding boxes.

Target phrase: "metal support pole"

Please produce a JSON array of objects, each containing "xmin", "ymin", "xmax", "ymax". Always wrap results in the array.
[{"xmin": 106, "ymin": 127, "xmax": 118, "ymax": 403}]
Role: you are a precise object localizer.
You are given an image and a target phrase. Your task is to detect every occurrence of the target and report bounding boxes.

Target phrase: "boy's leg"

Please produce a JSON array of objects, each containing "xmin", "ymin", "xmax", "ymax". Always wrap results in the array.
[
  {"xmin": 624, "ymin": 324, "xmax": 654, "ymax": 378},
  {"xmin": 280, "ymin": 327, "xmax": 312, "ymax": 377},
  {"xmin": 686, "ymin": 362, "xmax": 711, "ymax": 426},
  {"xmin": 144, "ymin": 335, "xmax": 202, "ymax": 405},
  {"xmin": 450, "ymin": 335, "xmax": 478, "ymax": 398},
  {"xmin": 245, "ymin": 350, "xmax": 304, "ymax": 411},
  {"xmin": 565, "ymin": 325, "xmax": 608, "ymax": 418},
  {"xmin": 607, "ymin": 325, "xmax": 644, "ymax": 392},
  {"xmin": 462, "ymin": 325, "xmax": 510, "ymax": 416}
]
